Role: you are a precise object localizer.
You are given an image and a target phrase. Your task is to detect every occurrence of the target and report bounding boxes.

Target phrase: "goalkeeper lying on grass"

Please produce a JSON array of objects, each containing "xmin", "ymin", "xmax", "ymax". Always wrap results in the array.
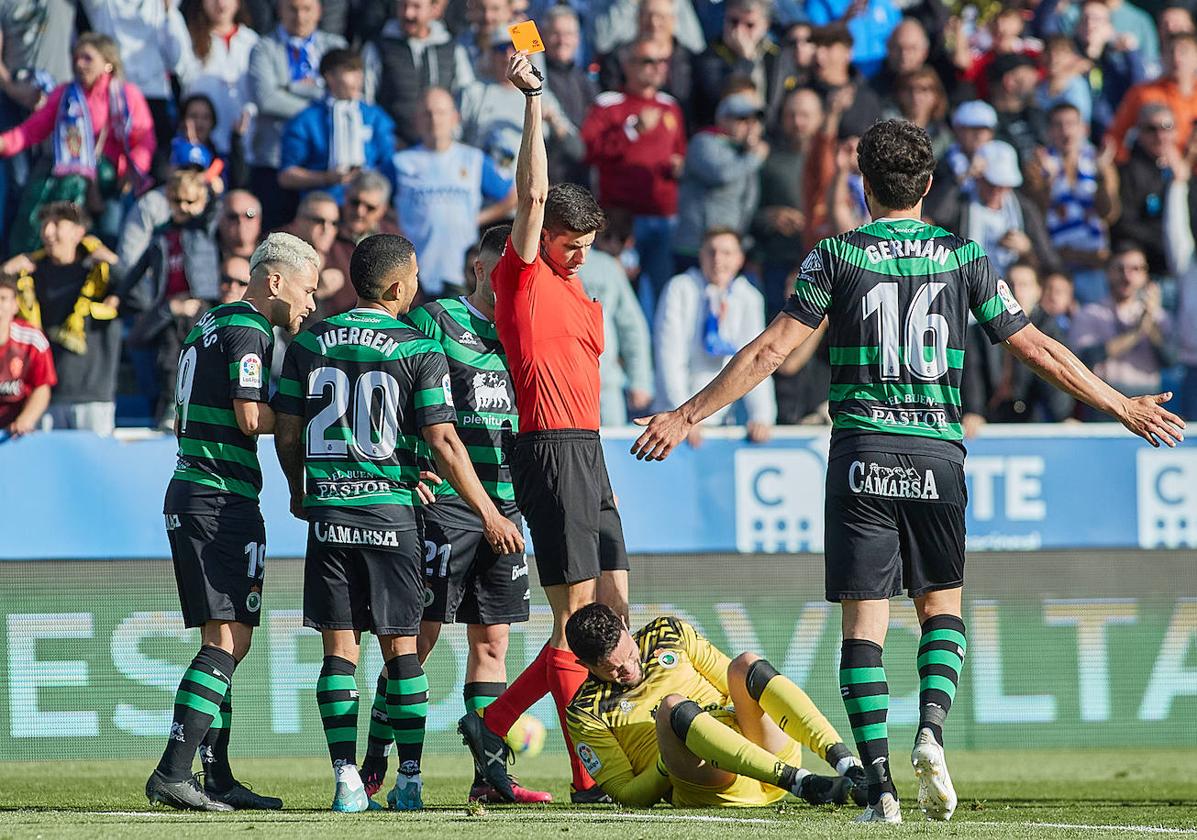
[{"xmin": 561, "ymin": 604, "xmax": 866, "ymax": 808}]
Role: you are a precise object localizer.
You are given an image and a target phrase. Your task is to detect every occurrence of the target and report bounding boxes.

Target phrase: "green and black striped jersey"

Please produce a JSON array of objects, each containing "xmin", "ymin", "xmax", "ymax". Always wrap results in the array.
[
  {"xmin": 271, "ymin": 308, "xmax": 458, "ymax": 529},
  {"xmin": 783, "ymin": 218, "xmax": 1030, "ymax": 462},
  {"xmin": 407, "ymin": 297, "xmax": 519, "ymax": 529},
  {"xmin": 164, "ymin": 301, "xmax": 273, "ymax": 515}
]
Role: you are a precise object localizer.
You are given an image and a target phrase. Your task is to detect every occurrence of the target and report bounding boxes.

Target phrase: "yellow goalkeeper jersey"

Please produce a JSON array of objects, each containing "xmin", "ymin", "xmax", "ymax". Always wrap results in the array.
[{"xmin": 565, "ymin": 617, "xmax": 732, "ymax": 806}]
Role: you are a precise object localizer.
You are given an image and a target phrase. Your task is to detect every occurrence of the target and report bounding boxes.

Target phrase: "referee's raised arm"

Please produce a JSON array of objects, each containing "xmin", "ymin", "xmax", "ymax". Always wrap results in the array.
[{"xmin": 507, "ymin": 50, "xmax": 549, "ymax": 264}]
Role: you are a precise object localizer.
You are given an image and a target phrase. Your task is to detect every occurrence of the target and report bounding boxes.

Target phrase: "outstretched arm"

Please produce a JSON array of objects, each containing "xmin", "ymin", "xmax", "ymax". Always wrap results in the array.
[
  {"xmin": 630, "ymin": 314, "xmax": 817, "ymax": 461},
  {"xmin": 507, "ymin": 51, "xmax": 548, "ymax": 263},
  {"xmin": 1004, "ymin": 323, "xmax": 1185, "ymax": 447}
]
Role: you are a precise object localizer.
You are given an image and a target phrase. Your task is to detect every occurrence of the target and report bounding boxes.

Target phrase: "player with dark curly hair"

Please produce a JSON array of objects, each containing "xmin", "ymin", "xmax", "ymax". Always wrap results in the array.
[{"xmin": 632, "ymin": 118, "xmax": 1184, "ymax": 823}]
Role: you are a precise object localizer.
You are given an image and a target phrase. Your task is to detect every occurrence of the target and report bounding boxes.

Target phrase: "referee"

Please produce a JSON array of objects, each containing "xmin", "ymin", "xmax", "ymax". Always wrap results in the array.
[
  {"xmin": 633, "ymin": 120, "xmax": 1185, "ymax": 823},
  {"xmin": 458, "ymin": 49, "xmax": 631, "ymax": 803}
]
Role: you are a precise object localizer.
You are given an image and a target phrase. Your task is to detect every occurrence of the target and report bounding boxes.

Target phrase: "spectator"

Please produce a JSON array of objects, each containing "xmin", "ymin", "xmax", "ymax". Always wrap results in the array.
[
  {"xmin": 1043, "ymin": 0, "xmax": 1160, "ymax": 79},
  {"xmin": 872, "ymin": 18, "xmax": 934, "ymax": 104},
  {"xmin": 322, "ymin": 169, "xmax": 400, "ymax": 313},
  {"xmin": 79, "ymin": 0, "xmax": 179, "ymax": 153},
  {"xmin": 690, "ymin": 0, "xmax": 780, "ymax": 128},
  {"xmin": 1162, "ymin": 145, "xmax": 1197, "ymax": 420},
  {"xmin": 752, "ymin": 88, "xmax": 821, "ymax": 318},
  {"xmin": 218, "ymin": 189, "xmax": 263, "ymax": 259},
  {"xmin": 673, "ymin": 90, "xmax": 769, "ymax": 268},
  {"xmin": 1074, "ymin": 0, "xmax": 1146, "ymax": 140},
  {"xmin": 768, "ymin": 21, "xmax": 815, "ymax": 123},
  {"xmin": 242, "ymin": 0, "xmax": 358, "ymax": 38},
  {"xmin": 219, "ymin": 254, "xmax": 251, "ymax": 303},
  {"xmin": 2, "ymin": 203, "xmax": 119, "ymax": 435},
  {"xmin": 1040, "ymin": 269, "xmax": 1077, "ymax": 335},
  {"xmin": 0, "ymin": 1, "xmax": 75, "ymax": 90},
  {"xmin": 924, "ymin": 100, "xmax": 996, "ymax": 226},
  {"xmin": 890, "ymin": 67, "xmax": 952, "ymax": 160},
  {"xmin": 171, "ymin": 94, "xmax": 246, "ymax": 192},
  {"xmin": 114, "ymin": 169, "xmax": 223, "ymax": 428},
  {"xmin": 0, "ymin": 33, "xmax": 156, "ymax": 253},
  {"xmin": 809, "ymin": 24, "xmax": 882, "ymax": 141},
  {"xmin": 962, "ymin": 260, "xmax": 1075, "ymax": 435},
  {"xmin": 0, "ymin": 276, "xmax": 55, "ymax": 438},
  {"xmin": 1112, "ymin": 103, "xmax": 1174, "ymax": 275},
  {"xmin": 592, "ymin": 0, "xmax": 708, "ymax": 60},
  {"xmin": 281, "ymin": 190, "xmax": 345, "ymax": 314},
  {"xmin": 459, "ymin": 31, "xmax": 580, "ymax": 178},
  {"xmin": 1071, "ymin": 245, "xmax": 1173, "ymax": 404},
  {"xmin": 1026, "ymin": 102, "xmax": 1120, "ymax": 304},
  {"xmin": 801, "ymin": 87, "xmax": 870, "ymax": 247},
  {"xmin": 654, "ymin": 227, "xmax": 773, "ymax": 443},
  {"xmin": 988, "ymin": 52, "xmax": 1048, "ymax": 163},
  {"xmin": 1108, "ymin": 31, "xmax": 1197, "ymax": 163},
  {"xmin": 597, "ymin": 0, "xmax": 695, "ymax": 124},
  {"xmin": 581, "ymin": 228, "xmax": 655, "ymax": 424},
  {"xmin": 248, "ymin": 0, "xmax": 347, "ymax": 229},
  {"xmin": 543, "ymin": 6, "xmax": 596, "ymax": 185},
  {"xmin": 1037, "ymin": 35, "xmax": 1092, "ymax": 126},
  {"xmin": 804, "ymin": 0, "xmax": 901, "ymax": 79},
  {"xmin": 1160, "ymin": 4, "xmax": 1197, "ymax": 43},
  {"xmin": 583, "ymin": 37, "xmax": 687, "ymax": 310},
  {"xmin": 278, "ymin": 49, "xmax": 397, "ymax": 204},
  {"xmin": 459, "ymin": 0, "xmax": 518, "ymax": 69},
  {"xmin": 164, "ymin": 0, "xmax": 260, "ymax": 161},
  {"xmin": 393, "ymin": 87, "xmax": 515, "ymax": 298},
  {"xmin": 363, "ymin": 0, "xmax": 475, "ymax": 148},
  {"xmin": 955, "ymin": 6, "xmax": 1041, "ymax": 102},
  {"xmin": 956, "ymin": 140, "xmax": 1059, "ymax": 278}
]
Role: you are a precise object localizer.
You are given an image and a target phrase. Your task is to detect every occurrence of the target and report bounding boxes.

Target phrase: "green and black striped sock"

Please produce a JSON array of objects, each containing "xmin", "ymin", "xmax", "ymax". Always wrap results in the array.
[
  {"xmin": 840, "ymin": 639, "xmax": 895, "ymax": 804},
  {"xmin": 156, "ymin": 646, "xmax": 234, "ymax": 782},
  {"xmin": 917, "ymin": 615, "xmax": 967, "ymax": 746},
  {"xmin": 361, "ymin": 670, "xmax": 393, "ymax": 783},
  {"xmin": 316, "ymin": 656, "xmax": 359, "ymax": 767},
  {"xmin": 386, "ymin": 654, "xmax": 429, "ymax": 776},
  {"xmin": 464, "ymin": 681, "xmax": 506, "ymax": 785},
  {"xmin": 199, "ymin": 686, "xmax": 234, "ymax": 790}
]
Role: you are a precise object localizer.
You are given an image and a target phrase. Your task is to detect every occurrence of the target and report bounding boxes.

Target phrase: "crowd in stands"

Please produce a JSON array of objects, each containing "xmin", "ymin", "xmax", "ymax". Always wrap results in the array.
[{"xmin": 0, "ymin": 0, "xmax": 1194, "ymax": 441}]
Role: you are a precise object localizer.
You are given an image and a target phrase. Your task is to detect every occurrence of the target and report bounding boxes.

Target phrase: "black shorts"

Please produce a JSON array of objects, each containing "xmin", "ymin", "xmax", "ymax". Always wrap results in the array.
[
  {"xmin": 303, "ymin": 521, "xmax": 424, "ymax": 636},
  {"xmin": 824, "ymin": 452, "xmax": 967, "ymax": 602},
  {"xmin": 166, "ymin": 512, "xmax": 266, "ymax": 628},
  {"xmin": 421, "ymin": 510, "xmax": 530, "ymax": 625},
  {"xmin": 511, "ymin": 429, "xmax": 630, "ymax": 587}
]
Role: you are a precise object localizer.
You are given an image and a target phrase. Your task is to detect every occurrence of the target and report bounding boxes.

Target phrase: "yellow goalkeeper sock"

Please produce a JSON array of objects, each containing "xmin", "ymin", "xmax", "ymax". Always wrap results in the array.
[
  {"xmin": 669, "ymin": 700, "xmax": 804, "ymax": 792},
  {"xmin": 746, "ymin": 659, "xmax": 851, "ymax": 770}
]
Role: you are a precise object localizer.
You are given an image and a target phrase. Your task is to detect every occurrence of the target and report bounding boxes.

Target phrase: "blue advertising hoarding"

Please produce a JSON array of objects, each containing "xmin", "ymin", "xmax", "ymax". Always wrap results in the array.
[{"xmin": 0, "ymin": 426, "xmax": 1193, "ymax": 560}]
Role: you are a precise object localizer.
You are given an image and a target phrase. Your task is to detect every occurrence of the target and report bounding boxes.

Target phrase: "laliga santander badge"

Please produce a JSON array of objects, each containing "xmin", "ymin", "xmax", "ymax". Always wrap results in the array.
[{"xmin": 508, "ymin": 20, "xmax": 545, "ymax": 54}]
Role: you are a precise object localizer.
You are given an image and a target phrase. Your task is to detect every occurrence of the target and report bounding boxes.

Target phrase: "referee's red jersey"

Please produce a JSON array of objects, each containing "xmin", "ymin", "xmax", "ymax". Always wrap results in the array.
[{"xmin": 492, "ymin": 237, "xmax": 603, "ymax": 432}]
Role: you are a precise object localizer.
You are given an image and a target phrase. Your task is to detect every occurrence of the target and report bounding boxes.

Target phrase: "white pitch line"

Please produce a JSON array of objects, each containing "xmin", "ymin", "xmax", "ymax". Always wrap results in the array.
[{"xmin": 973, "ymin": 821, "xmax": 1197, "ymax": 836}]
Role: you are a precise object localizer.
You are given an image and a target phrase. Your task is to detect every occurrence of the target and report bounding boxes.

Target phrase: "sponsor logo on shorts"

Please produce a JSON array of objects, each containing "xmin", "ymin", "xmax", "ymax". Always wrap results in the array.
[
  {"xmin": 313, "ymin": 522, "xmax": 401, "ymax": 547},
  {"xmin": 512, "ymin": 562, "xmax": 529, "ymax": 581},
  {"xmin": 423, "ymin": 587, "xmax": 435, "ymax": 607},
  {"xmin": 164, "ymin": 514, "xmax": 181, "ymax": 530},
  {"xmin": 246, "ymin": 587, "xmax": 262, "ymax": 613},
  {"xmin": 239, "ymin": 353, "xmax": 263, "ymax": 388},
  {"xmin": 849, "ymin": 460, "xmax": 940, "ymax": 500},
  {"xmin": 576, "ymin": 743, "xmax": 602, "ymax": 774}
]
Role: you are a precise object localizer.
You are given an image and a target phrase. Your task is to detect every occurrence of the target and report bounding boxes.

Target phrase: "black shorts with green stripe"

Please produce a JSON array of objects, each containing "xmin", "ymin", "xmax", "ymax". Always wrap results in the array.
[
  {"xmin": 164, "ymin": 504, "xmax": 266, "ymax": 628},
  {"xmin": 823, "ymin": 450, "xmax": 966, "ymax": 602}
]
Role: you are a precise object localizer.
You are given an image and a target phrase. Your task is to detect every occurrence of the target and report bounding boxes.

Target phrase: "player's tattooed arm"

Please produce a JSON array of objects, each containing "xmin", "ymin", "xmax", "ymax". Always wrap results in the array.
[
  {"xmin": 273, "ymin": 413, "xmax": 306, "ymax": 520},
  {"xmin": 1004, "ymin": 323, "xmax": 1186, "ymax": 448}
]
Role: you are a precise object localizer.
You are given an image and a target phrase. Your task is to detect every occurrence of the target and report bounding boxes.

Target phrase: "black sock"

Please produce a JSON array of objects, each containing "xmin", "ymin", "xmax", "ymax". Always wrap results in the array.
[
  {"xmin": 464, "ymin": 681, "xmax": 506, "ymax": 786},
  {"xmin": 839, "ymin": 639, "xmax": 895, "ymax": 804},
  {"xmin": 157, "ymin": 646, "xmax": 235, "ymax": 782},
  {"xmin": 917, "ymin": 615, "xmax": 967, "ymax": 747},
  {"xmin": 317, "ymin": 655, "xmax": 359, "ymax": 767},
  {"xmin": 200, "ymin": 683, "xmax": 235, "ymax": 790},
  {"xmin": 385, "ymin": 654, "xmax": 428, "ymax": 776}
]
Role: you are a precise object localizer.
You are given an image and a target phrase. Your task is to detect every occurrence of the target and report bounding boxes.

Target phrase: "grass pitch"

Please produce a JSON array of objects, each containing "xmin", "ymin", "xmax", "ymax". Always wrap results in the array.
[{"xmin": 1, "ymin": 748, "xmax": 1195, "ymax": 839}]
